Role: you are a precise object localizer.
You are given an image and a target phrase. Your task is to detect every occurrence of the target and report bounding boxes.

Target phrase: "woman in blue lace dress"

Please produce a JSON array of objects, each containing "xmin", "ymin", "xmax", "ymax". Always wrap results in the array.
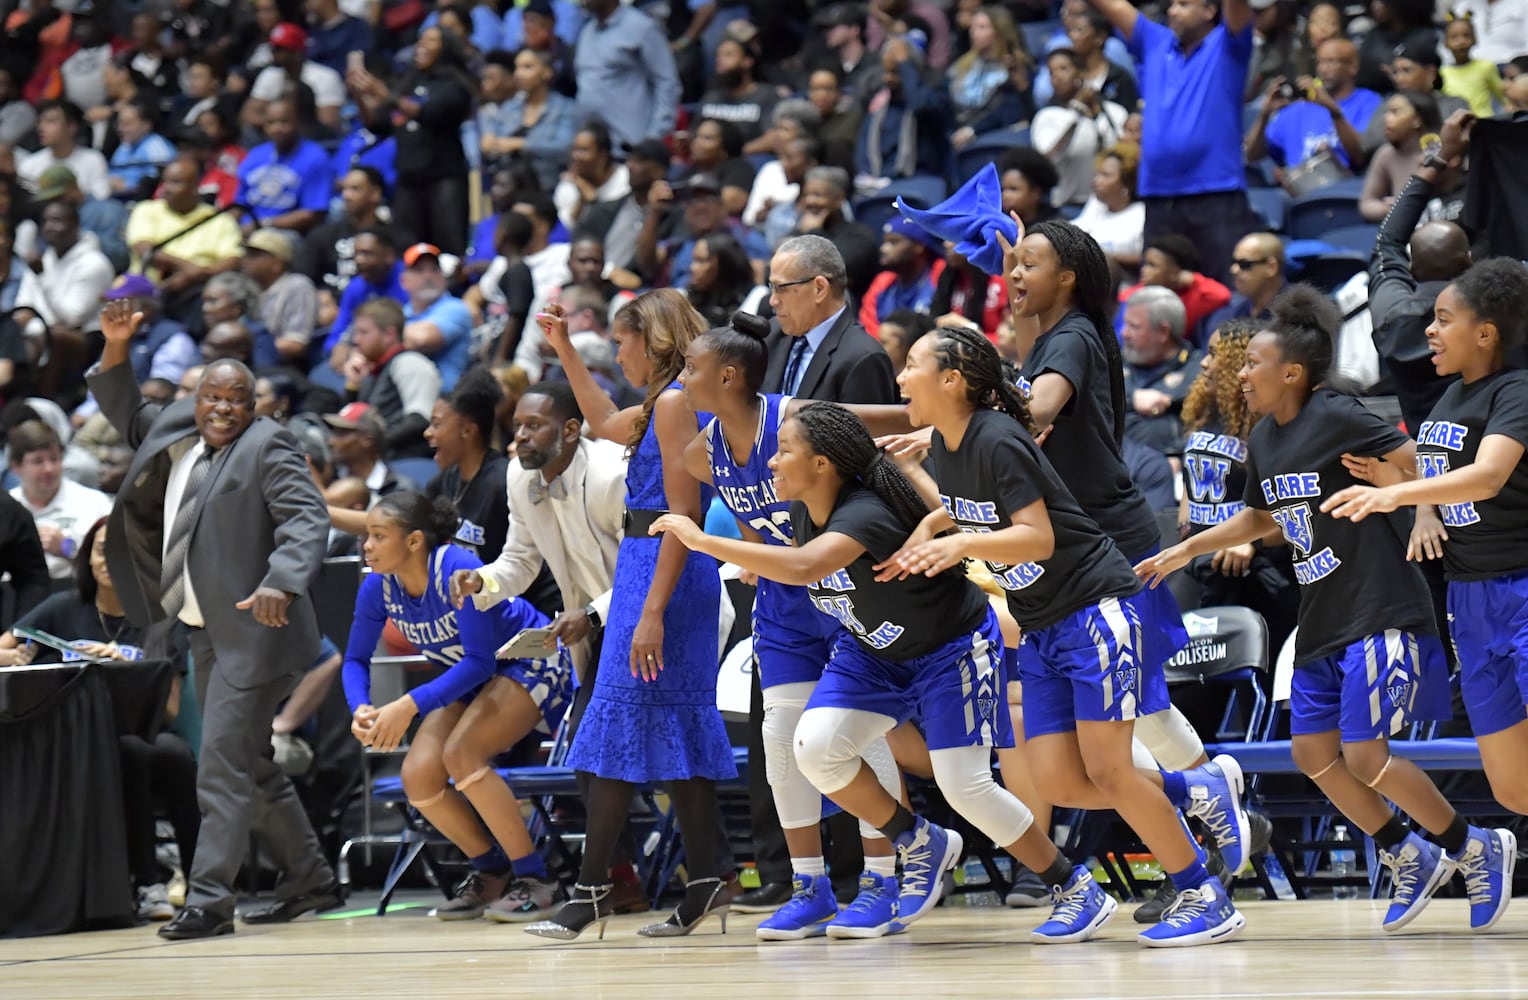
[{"xmin": 524, "ymin": 290, "xmax": 734, "ymax": 943}]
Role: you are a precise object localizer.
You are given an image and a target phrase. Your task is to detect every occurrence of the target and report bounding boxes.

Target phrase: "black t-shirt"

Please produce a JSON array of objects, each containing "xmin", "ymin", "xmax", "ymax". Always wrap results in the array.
[
  {"xmin": 16, "ymin": 592, "xmax": 149, "ymax": 663},
  {"xmin": 1244, "ymin": 389, "xmax": 1435, "ymax": 663},
  {"xmin": 696, "ymin": 83, "xmax": 780, "ymax": 142},
  {"xmin": 1020, "ymin": 310, "xmax": 1160, "ymax": 559},
  {"xmin": 791, "ymin": 486, "xmax": 987, "ymax": 661},
  {"xmin": 931, "ymin": 408, "xmax": 1140, "ymax": 631},
  {"xmin": 1182, "ymin": 423, "xmax": 1250, "ymax": 534},
  {"xmin": 1415, "ymin": 369, "xmax": 1528, "ymax": 580},
  {"xmin": 429, "ymin": 452, "xmax": 564, "ymax": 618}
]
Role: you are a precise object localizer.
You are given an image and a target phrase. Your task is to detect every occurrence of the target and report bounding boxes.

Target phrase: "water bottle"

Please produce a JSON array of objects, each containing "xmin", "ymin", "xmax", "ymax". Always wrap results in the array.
[{"xmin": 1331, "ymin": 825, "xmax": 1360, "ymax": 900}]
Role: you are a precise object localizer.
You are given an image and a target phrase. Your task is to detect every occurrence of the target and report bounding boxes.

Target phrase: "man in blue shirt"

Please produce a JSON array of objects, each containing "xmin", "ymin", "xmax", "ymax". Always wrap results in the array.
[
  {"xmin": 234, "ymin": 99, "xmax": 333, "ymax": 234},
  {"xmin": 1088, "ymin": 0, "xmax": 1260, "ymax": 283},
  {"xmin": 1246, "ymin": 38, "xmax": 1379, "ymax": 172},
  {"xmin": 400, "ymin": 243, "xmax": 472, "ymax": 392},
  {"xmin": 312, "ymin": 228, "xmax": 407, "ymax": 392},
  {"xmin": 573, "ymin": 0, "xmax": 682, "ymax": 149}
]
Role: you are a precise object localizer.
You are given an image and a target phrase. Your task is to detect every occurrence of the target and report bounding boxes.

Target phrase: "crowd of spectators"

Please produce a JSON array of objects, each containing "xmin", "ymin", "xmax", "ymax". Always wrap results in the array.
[{"xmin": 1, "ymin": 0, "xmax": 1526, "ymax": 924}]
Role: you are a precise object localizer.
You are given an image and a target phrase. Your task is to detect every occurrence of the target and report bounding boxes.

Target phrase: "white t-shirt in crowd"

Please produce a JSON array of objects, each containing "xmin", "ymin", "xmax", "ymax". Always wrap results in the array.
[
  {"xmin": 10, "ymin": 478, "xmax": 114, "ymax": 579},
  {"xmin": 1029, "ymin": 99, "xmax": 1128, "ymax": 207},
  {"xmin": 1072, "ymin": 196, "xmax": 1146, "ymax": 262},
  {"xmin": 251, "ymin": 62, "xmax": 347, "ymax": 109}
]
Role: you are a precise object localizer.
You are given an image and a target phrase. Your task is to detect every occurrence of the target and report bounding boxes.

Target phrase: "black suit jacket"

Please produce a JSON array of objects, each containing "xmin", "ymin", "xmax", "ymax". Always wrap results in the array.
[
  {"xmin": 88, "ymin": 361, "xmax": 328, "ymax": 687},
  {"xmin": 762, "ymin": 307, "xmax": 898, "ymax": 404}
]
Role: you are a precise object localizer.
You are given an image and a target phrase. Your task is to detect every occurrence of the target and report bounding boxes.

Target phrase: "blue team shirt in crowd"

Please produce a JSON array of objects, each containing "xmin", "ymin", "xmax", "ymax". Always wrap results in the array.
[
  {"xmin": 341, "ymin": 545, "xmax": 548, "ymax": 715},
  {"xmin": 325, "ymin": 262, "xmax": 407, "ymax": 352},
  {"xmin": 331, "ymin": 128, "xmax": 398, "ymax": 195},
  {"xmin": 236, "ymin": 139, "xmax": 335, "ymax": 222},
  {"xmin": 405, "ymin": 293, "xmax": 473, "ymax": 391},
  {"xmin": 1264, "ymin": 88, "xmax": 1383, "ymax": 168},
  {"xmin": 1128, "ymin": 16, "xmax": 1254, "ymax": 197}
]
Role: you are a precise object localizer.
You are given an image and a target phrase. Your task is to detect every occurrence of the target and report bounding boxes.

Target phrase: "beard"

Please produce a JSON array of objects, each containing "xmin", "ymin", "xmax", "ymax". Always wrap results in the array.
[
  {"xmin": 517, "ymin": 437, "xmax": 564, "ymax": 471},
  {"xmin": 713, "ymin": 67, "xmax": 746, "ymax": 90}
]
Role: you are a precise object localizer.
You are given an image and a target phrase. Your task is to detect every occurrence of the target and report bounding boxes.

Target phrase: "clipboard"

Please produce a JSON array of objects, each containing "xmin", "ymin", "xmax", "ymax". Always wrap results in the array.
[
  {"xmin": 495, "ymin": 626, "xmax": 557, "ymax": 661},
  {"xmin": 12, "ymin": 626, "xmax": 119, "ymax": 664}
]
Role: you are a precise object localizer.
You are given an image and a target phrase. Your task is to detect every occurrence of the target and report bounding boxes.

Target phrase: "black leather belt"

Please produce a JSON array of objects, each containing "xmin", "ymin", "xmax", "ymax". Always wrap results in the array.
[{"xmin": 622, "ymin": 508, "xmax": 668, "ymax": 538}]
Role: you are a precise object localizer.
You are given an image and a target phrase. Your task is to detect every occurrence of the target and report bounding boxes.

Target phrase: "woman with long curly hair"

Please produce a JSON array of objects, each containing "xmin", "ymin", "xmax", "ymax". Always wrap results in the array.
[
  {"xmin": 1178, "ymin": 319, "xmax": 1300, "ymax": 652},
  {"xmin": 522, "ymin": 289, "xmax": 734, "ymax": 943}
]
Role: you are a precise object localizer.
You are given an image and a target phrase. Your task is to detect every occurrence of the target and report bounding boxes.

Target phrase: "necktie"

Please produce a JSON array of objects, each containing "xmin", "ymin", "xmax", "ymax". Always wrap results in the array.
[
  {"xmin": 783, "ymin": 337, "xmax": 809, "ymax": 395},
  {"xmin": 528, "ymin": 475, "xmax": 568, "ymax": 506},
  {"xmin": 161, "ymin": 448, "xmax": 217, "ymax": 619}
]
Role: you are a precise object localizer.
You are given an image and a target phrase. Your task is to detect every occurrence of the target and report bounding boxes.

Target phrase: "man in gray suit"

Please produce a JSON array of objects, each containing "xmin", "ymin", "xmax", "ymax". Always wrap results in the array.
[{"xmin": 92, "ymin": 300, "xmax": 338, "ymax": 940}]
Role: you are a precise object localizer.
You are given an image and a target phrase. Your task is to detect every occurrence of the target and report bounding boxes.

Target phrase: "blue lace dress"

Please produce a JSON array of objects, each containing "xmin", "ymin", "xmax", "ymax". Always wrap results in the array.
[{"xmin": 564, "ymin": 392, "xmax": 736, "ymax": 783}]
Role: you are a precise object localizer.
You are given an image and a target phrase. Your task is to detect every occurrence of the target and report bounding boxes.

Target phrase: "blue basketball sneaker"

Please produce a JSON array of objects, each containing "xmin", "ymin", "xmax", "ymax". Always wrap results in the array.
[
  {"xmin": 1138, "ymin": 877, "xmax": 1245, "ymax": 948},
  {"xmin": 1181, "ymin": 755, "xmax": 1251, "ymax": 876},
  {"xmin": 1380, "ymin": 832, "xmax": 1457, "ymax": 932},
  {"xmin": 1031, "ymin": 866, "xmax": 1117, "ymax": 944},
  {"xmin": 1452, "ymin": 827, "xmax": 1516, "ymax": 932},
  {"xmin": 892, "ymin": 816, "xmax": 963, "ymax": 928},
  {"xmin": 755, "ymin": 873, "xmax": 837, "ymax": 940},
  {"xmin": 825, "ymin": 872, "xmax": 900, "ymax": 939}
]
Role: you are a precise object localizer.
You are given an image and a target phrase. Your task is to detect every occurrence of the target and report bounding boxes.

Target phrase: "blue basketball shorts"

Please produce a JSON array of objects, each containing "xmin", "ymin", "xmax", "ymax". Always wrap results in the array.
[
  {"xmin": 1449, "ymin": 573, "xmax": 1528, "ymax": 737},
  {"xmin": 1290, "ymin": 630, "xmax": 1451, "ymax": 744},
  {"xmin": 1018, "ymin": 595, "xmax": 1169, "ymax": 738},
  {"xmin": 1126, "ymin": 546, "xmax": 1191, "ymax": 674},
  {"xmin": 497, "ymin": 652, "xmax": 573, "ymax": 735},
  {"xmin": 806, "ymin": 607, "xmax": 1014, "ymax": 751}
]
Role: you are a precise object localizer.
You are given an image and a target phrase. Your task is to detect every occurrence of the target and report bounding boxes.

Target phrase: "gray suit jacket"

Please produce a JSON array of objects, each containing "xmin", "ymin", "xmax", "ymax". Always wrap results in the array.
[{"xmin": 88, "ymin": 361, "xmax": 329, "ymax": 687}]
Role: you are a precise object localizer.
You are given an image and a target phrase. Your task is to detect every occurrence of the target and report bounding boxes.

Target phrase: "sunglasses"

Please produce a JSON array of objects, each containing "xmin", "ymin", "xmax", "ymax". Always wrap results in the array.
[{"xmin": 1231, "ymin": 257, "xmax": 1271, "ymax": 270}]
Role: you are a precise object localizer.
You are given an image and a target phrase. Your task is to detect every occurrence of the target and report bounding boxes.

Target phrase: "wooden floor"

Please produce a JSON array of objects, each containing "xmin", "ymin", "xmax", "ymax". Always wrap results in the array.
[{"xmin": 6, "ymin": 894, "xmax": 1528, "ymax": 1000}]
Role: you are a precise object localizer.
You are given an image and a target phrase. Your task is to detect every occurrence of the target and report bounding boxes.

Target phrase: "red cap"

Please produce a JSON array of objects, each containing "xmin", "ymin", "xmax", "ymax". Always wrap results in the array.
[
  {"xmin": 323, "ymin": 402, "xmax": 383, "ymax": 432},
  {"xmin": 269, "ymin": 22, "xmax": 309, "ymax": 51},
  {"xmin": 402, "ymin": 243, "xmax": 444, "ymax": 267}
]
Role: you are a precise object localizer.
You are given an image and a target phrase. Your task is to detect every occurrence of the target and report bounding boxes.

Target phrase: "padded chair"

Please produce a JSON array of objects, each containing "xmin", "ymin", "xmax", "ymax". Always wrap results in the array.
[
  {"xmin": 389, "ymin": 457, "xmax": 442, "ymax": 490},
  {"xmin": 1319, "ymin": 223, "xmax": 1380, "ymax": 254},
  {"xmin": 953, "ymin": 129, "xmax": 1032, "ymax": 185},
  {"xmin": 1246, "ymin": 186, "xmax": 1289, "ymax": 232},
  {"xmin": 1296, "ymin": 250, "xmax": 1368, "ymax": 293},
  {"xmin": 853, "ymin": 175, "xmax": 950, "ymax": 234},
  {"xmin": 1163, "ymin": 605, "xmax": 1270, "ymax": 743},
  {"xmin": 1287, "ymin": 182, "xmax": 1367, "ymax": 240}
]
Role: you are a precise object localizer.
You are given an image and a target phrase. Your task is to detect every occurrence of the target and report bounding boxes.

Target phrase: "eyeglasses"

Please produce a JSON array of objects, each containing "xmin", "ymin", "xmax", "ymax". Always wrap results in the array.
[
  {"xmin": 1231, "ymin": 257, "xmax": 1271, "ymax": 270},
  {"xmin": 769, "ymin": 276, "xmax": 818, "ymax": 294}
]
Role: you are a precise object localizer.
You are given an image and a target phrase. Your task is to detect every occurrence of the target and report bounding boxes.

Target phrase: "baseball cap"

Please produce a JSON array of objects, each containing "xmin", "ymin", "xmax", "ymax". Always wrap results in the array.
[
  {"xmin": 524, "ymin": 0, "xmax": 555, "ymax": 19},
  {"xmin": 34, "ymin": 164, "xmax": 79, "ymax": 202},
  {"xmin": 323, "ymin": 402, "xmax": 386, "ymax": 435},
  {"xmin": 883, "ymin": 216, "xmax": 942, "ymax": 252},
  {"xmin": 812, "ymin": 2, "xmax": 867, "ymax": 29},
  {"xmin": 244, "ymin": 229, "xmax": 294, "ymax": 264},
  {"xmin": 623, "ymin": 138, "xmax": 672, "ymax": 169},
  {"xmin": 402, "ymin": 242, "xmax": 443, "ymax": 267},
  {"xmin": 105, "ymin": 274, "xmax": 158, "ymax": 301},
  {"xmin": 1247, "ymin": 0, "xmax": 1280, "ymax": 10},
  {"xmin": 1392, "ymin": 38, "xmax": 1442, "ymax": 68},
  {"xmin": 270, "ymin": 22, "xmax": 309, "ymax": 51},
  {"xmin": 682, "ymin": 172, "xmax": 723, "ymax": 197}
]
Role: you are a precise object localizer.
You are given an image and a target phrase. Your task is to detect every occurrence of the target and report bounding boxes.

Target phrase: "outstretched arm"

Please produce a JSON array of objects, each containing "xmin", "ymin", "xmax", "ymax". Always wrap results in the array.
[
  {"xmin": 650, "ymin": 514, "xmax": 866, "ymax": 587},
  {"xmin": 1324, "ymin": 435, "xmax": 1525, "ymax": 522},
  {"xmin": 1086, "ymin": 0, "xmax": 1140, "ymax": 40}
]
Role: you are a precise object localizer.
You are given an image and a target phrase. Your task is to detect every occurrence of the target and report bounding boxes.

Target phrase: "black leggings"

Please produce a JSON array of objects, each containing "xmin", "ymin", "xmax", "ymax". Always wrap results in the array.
[
  {"xmin": 118, "ymin": 730, "xmax": 200, "ymax": 887},
  {"xmin": 392, "ymin": 174, "xmax": 470, "ymax": 258},
  {"xmin": 579, "ymin": 773, "xmax": 721, "ymax": 916}
]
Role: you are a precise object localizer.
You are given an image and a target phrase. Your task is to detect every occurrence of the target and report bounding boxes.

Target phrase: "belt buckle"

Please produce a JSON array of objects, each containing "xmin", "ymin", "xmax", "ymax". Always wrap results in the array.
[{"xmin": 621, "ymin": 509, "xmax": 632, "ymax": 532}]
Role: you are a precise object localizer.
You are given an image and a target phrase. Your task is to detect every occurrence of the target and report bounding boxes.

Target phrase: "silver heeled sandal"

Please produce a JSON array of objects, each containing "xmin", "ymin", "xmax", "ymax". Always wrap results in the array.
[
  {"xmin": 637, "ymin": 877, "xmax": 730, "ymax": 937},
  {"xmin": 524, "ymin": 882, "xmax": 612, "ymax": 941}
]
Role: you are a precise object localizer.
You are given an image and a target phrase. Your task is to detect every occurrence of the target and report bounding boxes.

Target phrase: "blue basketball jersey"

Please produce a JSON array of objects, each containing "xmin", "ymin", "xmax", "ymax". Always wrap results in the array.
[{"xmin": 705, "ymin": 394, "xmax": 821, "ymax": 637}]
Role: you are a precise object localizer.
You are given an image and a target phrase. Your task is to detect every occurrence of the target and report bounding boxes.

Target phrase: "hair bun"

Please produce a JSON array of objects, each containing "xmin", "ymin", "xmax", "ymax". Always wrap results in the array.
[{"xmin": 730, "ymin": 311, "xmax": 771, "ymax": 342}]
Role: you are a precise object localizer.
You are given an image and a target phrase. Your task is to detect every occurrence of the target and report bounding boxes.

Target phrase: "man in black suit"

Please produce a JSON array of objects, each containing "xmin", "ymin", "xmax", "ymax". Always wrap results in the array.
[
  {"xmin": 734, "ymin": 234, "xmax": 899, "ymax": 912},
  {"xmin": 90, "ymin": 301, "xmax": 339, "ymax": 940}
]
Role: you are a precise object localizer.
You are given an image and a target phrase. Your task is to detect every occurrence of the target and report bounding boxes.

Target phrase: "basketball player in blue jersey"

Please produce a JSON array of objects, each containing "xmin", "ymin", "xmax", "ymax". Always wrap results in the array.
[
  {"xmin": 344, "ymin": 492, "xmax": 570, "ymax": 923},
  {"xmin": 1143, "ymin": 286, "xmax": 1507, "ymax": 934},
  {"xmin": 887, "ymin": 325, "xmax": 1246, "ymax": 947},
  {"xmin": 653, "ymin": 403, "xmax": 1119, "ymax": 944},
  {"xmin": 1320, "ymin": 259, "xmax": 1528, "ymax": 932},
  {"xmin": 676, "ymin": 314, "xmax": 910, "ymax": 940}
]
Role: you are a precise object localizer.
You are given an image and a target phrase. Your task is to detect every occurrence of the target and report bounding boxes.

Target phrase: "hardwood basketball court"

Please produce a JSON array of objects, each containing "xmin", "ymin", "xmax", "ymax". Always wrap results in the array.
[{"xmin": 4, "ymin": 895, "xmax": 1526, "ymax": 999}]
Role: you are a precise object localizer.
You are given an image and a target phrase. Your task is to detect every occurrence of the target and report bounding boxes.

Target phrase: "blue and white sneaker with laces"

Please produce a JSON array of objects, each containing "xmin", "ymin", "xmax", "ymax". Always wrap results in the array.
[
  {"xmin": 1030, "ymin": 866, "xmax": 1117, "ymax": 944},
  {"xmin": 892, "ymin": 816, "xmax": 963, "ymax": 928},
  {"xmin": 1380, "ymin": 832, "xmax": 1457, "ymax": 932},
  {"xmin": 755, "ymin": 873, "xmax": 837, "ymax": 940},
  {"xmin": 826, "ymin": 872, "xmax": 900, "ymax": 939},
  {"xmin": 1452, "ymin": 827, "xmax": 1516, "ymax": 932},
  {"xmin": 1138, "ymin": 877, "xmax": 1245, "ymax": 948},
  {"xmin": 1182, "ymin": 755, "xmax": 1251, "ymax": 876}
]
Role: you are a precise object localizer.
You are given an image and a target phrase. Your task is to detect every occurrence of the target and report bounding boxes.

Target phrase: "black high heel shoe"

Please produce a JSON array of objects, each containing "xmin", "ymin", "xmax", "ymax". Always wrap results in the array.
[
  {"xmin": 638, "ymin": 877, "xmax": 730, "ymax": 937},
  {"xmin": 524, "ymin": 883, "xmax": 612, "ymax": 941}
]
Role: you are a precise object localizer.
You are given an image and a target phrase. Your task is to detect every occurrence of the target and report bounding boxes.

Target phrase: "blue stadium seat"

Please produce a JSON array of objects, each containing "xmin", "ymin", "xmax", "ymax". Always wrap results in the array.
[
  {"xmin": 1296, "ymin": 250, "xmax": 1368, "ymax": 292},
  {"xmin": 1286, "ymin": 179, "xmax": 1366, "ymax": 240},
  {"xmin": 953, "ymin": 128, "xmax": 1032, "ymax": 184},
  {"xmin": 1246, "ymin": 186, "xmax": 1289, "ymax": 232},
  {"xmin": 1022, "ymin": 19, "xmax": 1060, "ymax": 58},
  {"xmin": 853, "ymin": 175, "xmax": 949, "ymax": 233},
  {"xmin": 1320, "ymin": 223, "xmax": 1380, "ymax": 254}
]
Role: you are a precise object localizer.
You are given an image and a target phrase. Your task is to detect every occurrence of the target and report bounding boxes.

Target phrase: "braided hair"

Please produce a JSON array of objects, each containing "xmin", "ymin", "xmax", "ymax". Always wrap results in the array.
[
  {"xmin": 1029, "ymin": 220, "xmax": 1127, "ymax": 443},
  {"xmin": 793, "ymin": 402, "xmax": 931, "ymax": 533},
  {"xmin": 928, "ymin": 325, "xmax": 1039, "ymax": 435}
]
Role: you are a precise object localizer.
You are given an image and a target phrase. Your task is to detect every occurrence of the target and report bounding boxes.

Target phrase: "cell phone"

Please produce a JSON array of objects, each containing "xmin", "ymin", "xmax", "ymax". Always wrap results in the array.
[
  {"xmin": 347, "ymin": 50, "xmax": 366, "ymax": 73},
  {"xmin": 496, "ymin": 626, "xmax": 558, "ymax": 660}
]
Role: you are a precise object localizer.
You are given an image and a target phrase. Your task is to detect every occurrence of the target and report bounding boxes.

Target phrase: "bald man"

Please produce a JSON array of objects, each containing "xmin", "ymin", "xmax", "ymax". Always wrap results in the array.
[
  {"xmin": 1200, "ymin": 232, "xmax": 1285, "ymax": 340},
  {"xmin": 1247, "ymin": 38, "xmax": 1379, "ymax": 171},
  {"xmin": 1506, "ymin": 76, "xmax": 1528, "ymax": 114}
]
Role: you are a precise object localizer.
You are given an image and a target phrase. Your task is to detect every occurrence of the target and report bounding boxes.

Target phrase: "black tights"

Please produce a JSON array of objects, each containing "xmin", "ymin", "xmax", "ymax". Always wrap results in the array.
[
  {"xmin": 578, "ymin": 773, "xmax": 722, "ymax": 918},
  {"xmin": 118, "ymin": 731, "xmax": 200, "ymax": 887}
]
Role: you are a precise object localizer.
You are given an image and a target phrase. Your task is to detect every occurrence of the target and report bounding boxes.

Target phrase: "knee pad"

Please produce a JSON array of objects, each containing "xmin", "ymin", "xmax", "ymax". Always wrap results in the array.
[
  {"xmin": 795, "ymin": 707, "xmax": 889, "ymax": 796},
  {"xmin": 930, "ymin": 746, "xmax": 1033, "ymax": 846},
  {"xmin": 762, "ymin": 687, "xmax": 820, "ymax": 829},
  {"xmin": 857, "ymin": 736, "xmax": 902, "ymax": 840},
  {"xmin": 1131, "ymin": 736, "xmax": 1158, "ymax": 771},
  {"xmin": 408, "ymin": 787, "xmax": 448, "ymax": 809},
  {"xmin": 1135, "ymin": 705, "xmax": 1206, "ymax": 772},
  {"xmin": 454, "ymin": 765, "xmax": 494, "ymax": 793}
]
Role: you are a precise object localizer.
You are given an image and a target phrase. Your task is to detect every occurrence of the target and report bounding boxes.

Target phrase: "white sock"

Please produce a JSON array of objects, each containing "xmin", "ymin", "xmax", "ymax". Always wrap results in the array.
[
  {"xmin": 794, "ymin": 856, "xmax": 826, "ymax": 877},
  {"xmin": 865, "ymin": 854, "xmax": 896, "ymax": 878}
]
